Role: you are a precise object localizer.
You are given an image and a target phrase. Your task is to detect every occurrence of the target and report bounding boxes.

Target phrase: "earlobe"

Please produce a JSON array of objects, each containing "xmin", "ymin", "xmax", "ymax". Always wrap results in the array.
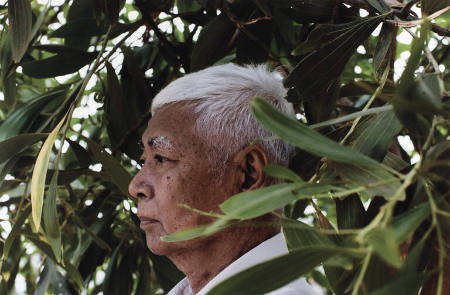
[{"xmin": 234, "ymin": 145, "xmax": 269, "ymax": 192}]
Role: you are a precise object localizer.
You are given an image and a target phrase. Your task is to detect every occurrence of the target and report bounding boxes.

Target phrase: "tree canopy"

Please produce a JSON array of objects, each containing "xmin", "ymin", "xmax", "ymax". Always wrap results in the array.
[{"xmin": 0, "ymin": 0, "xmax": 449, "ymax": 294}]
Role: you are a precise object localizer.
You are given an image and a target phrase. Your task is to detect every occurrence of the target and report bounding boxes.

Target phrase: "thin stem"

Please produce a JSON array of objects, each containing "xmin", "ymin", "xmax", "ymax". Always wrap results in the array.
[
  {"xmin": 352, "ymin": 249, "xmax": 373, "ymax": 295},
  {"xmin": 15, "ymin": 178, "xmax": 30, "ymax": 222}
]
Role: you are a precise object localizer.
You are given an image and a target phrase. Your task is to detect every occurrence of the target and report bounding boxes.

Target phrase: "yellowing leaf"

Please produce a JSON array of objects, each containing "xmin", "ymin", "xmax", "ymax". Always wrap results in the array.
[{"xmin": 31, "ymin": 114, "xmax": 67, "ymax": 232}]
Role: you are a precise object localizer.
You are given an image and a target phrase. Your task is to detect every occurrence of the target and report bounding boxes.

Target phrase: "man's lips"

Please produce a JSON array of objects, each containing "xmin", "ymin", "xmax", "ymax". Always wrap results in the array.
[{"xmin": 139, "ymin": 217, "xmax": 159, "ymax": 229}]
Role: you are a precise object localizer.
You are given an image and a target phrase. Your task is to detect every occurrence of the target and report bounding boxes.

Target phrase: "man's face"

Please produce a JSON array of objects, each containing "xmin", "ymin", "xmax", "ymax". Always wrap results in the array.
[{"xmin": 128, "ymin": 102, "xmax": 238, "ymax": 255}]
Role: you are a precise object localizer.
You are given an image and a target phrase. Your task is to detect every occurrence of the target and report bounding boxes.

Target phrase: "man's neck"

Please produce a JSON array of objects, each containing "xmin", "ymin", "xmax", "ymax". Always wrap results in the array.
[{"xmin": 168, "ymin": 226, "xmax": 280, "ymax": 293}]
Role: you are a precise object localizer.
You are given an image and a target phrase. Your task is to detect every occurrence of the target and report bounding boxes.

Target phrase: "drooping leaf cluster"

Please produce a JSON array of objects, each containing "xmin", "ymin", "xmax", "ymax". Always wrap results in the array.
[{"xmin": 0, "ymin": 0, "xmax": 449, "ymax": 294}]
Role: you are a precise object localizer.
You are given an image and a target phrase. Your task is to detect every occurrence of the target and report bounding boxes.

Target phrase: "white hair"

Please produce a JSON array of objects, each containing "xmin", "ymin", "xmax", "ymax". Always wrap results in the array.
[{"xmin": 151, "ymin": 63, "xmax": 295, "ymax": 169}]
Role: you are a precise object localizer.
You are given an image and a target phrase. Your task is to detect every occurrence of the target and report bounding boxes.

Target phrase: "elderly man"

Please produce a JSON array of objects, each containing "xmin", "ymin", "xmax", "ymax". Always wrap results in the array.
[{"xmin": 128, "ymin": 64, "xmax": 317, "ymax": 295}]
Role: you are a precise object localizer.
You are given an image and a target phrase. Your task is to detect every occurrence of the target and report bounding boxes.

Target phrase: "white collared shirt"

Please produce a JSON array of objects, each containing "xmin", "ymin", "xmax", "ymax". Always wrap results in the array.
[{"xmin": 168, "ymin": 232, "xmax": 319, "ymax": 295}]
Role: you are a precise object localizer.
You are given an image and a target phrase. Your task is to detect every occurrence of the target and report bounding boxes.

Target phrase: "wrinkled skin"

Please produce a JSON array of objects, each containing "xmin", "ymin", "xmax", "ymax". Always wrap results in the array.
[
  {"xmin": 128, "ymin": 102, "xmax": 280, "ymax": 292},
  {"xmin": 128, "ymin": 102, "xmax": 240, "ymax": 255}
]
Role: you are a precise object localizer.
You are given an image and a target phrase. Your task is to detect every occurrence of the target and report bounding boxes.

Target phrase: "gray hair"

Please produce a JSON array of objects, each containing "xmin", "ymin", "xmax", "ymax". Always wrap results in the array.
[{"xmin": 151, "ymin": 63, "xmax": 295, "ymax": 169}]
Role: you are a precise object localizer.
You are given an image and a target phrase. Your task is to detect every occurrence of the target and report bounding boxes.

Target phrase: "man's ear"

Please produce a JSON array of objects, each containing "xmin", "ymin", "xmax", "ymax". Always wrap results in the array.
[{"xmin": 233, "ymin": 145, "xmax": 269, "ymax": 192}]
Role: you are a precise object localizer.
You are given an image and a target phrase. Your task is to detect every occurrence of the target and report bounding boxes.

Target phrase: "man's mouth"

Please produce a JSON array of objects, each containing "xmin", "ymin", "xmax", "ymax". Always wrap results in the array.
[{"xmin": 139, "ymin": 217, "xmax": 159, "ymax": 229}]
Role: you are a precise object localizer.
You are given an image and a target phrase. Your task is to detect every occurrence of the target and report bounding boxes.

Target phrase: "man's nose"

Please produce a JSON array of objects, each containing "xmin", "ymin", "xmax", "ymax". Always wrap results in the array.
[{"xmin": 128, "ymin": 172, "xmax": 155, "ymax": 199}]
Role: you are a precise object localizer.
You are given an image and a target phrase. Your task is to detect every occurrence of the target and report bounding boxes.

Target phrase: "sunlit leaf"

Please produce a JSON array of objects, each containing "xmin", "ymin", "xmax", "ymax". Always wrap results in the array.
[{"xmin": 31, "ymin": 113, "xmax": 67, "ymax": 232}]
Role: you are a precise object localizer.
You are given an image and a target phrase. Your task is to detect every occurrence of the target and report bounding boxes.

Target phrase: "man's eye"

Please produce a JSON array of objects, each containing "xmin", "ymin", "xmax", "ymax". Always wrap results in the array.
[{"xmin": 155, "ymin": 155, "xmax": 169, "ymax": 163}]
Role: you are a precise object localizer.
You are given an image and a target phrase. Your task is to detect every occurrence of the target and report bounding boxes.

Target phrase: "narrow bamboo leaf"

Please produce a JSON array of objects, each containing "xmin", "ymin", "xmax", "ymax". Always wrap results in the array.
[
  {"xmin": 374, "ymin": 23, "xmax": 394, "ymax": 75},
  {"xmin": 281, "ymin": 218, "xmax": 335, "ymax": 251},
  {"xmin": 364, "ymin": 227, "xmax": 402, "ymax": 268},
  {"xmin": 263, "ymin": 164, "xmax": 304, "ymax": 183},
  {"xmin": 352, "ymin": 110, "xmax": 402, "ymax": 162},
  {"xmin": 285, "ymin": 16, "xmax": 383, "ymax": 100},
  {"xmin": 3, "ymin": 207, "xmax": 31, "ymax": 260},
  {"xmin": 332, "ymin": 163, "xmax": 403, "ymax": 199},
  {"xmin": 382, "ymin": 152, "xmax": 409, "ymax": 171},
  {"xmin": 392, "ymin": 202, "xmax": 431, "ymax": 243},
  {"xmin": 365, "ymin": 0, "xmax": 391, "ymax": 14},
  {"xmin": 43, "ymin": 172, "xmax": 61, "ymax": 262},
  {"xmin": 8, "ymin": 0, "xmax": 32, "ymax": 63},
  {"xmin": 0, "ymin": 133, "xmax": 48, "ymax": 164},
  {"xmin": 31, "ymin": 114, "xmax": 67, "ymax": 232},
  {"xmin": 161, "ymin": 219, "xmax": 236, "ymax": 242},
  {"xmin": 220, "ymin": 183, "xmax": 297, "ymax": 219},
  {"xmin": 221, "ymin": 182, "xmax": 335, "ymax": 220},
  {"xmin": 83, "ymin": 136, "xmax": 131, "ymax": 197},
  {"xmin": 190, "ymin": 13, "xmax": 236, "ymax": 71},
  {"xmin": 0, "ymin": 89, "xmax": 65, "ymax": 141},
  {"xmin": 51, "ymin": 18, "xmax": 107, "ymax": 37},
  {"xmin": 251, "ymin": 97, "xmax": 383, "ymax": 168},
  {"xmin": 207, "ymin": 246, "xmax": 349, "ymax": 295},
  {"xmin": 367, "ymin": 273, "xmax": 426, "ymax": 295},
  {"xmin": 310, "ymin": 105, "xmax": 393, "ymax": 129},
  {"xmin": 21, "ymin": 51, "xmax": 98, "ymax": 78}
]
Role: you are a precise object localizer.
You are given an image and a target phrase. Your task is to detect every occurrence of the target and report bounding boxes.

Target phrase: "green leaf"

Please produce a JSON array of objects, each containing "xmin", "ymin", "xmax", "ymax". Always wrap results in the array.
[
  {"xmin": 285, "ymin": 16, "xmax": 383, "ymax": 100},
  {"xmin": 21, "ymin": 51, "xmax": 98, "ymax": 78},
  {"xmin": 364, "ymin": 0, "xmax": 391, "ymax": 14},
  {"xmin": 367, "ymin": 273, "xmax": 426, "ymax": 295},
  {"xmin": 0, "ymin": 89, "xmax": 66, "ymax": 141},
  {"xmin": 220, "ymin": 182, "xmax": 333, "ymax": 220},
  {"xmin": 31, "ymin": 114, "xmax": 67, "ymax": 232},
  {"xmin": 404, "ymin": 73, "xmax": 445, "ymax": 115},
  {"xmin": 0, "ymin": 133, "xmax": 48, "ymax": 164},
  {"xmin": 336, "ymin": 194, "xmax": 366, "ymax": 229},
  {"xmin": 67, "ymin": 139, "xmax": 92, "ymax": 168},
  {"xmin": 35, "ymin": 259, "xmax": 55, "ymax": 295},
  {"xmin": 281, "ymin": 218, "xmax": 335, "ymax": 251},
  {"xmin": 207, "ymin": 246, "xmax": 349, "ymax": 295},
  {"xmin": 51, "ymin": 18, "xmax": 107, "ymax": 38},
  {"xmin": 422, "ymin": 0, "xmax": 450, "ymax": 15},
  {"xmin": 190, "ymin": 13, "xmax": 236, "ymax": 71},
  {"xmin": 373, "ymin": 23, "xmax": 394, "ymax": 78},
  {"xmin": 83, "ymin": 136, "xmax": 131, "ymax": 197},
  {"xmin": 251, "ymin": 97, "xmax": 384, "ymax": 169},
  {"xmin": 43, "ymin": 172, "xmax": 62, "ymax": 262},
  {"xmin": 364, "ymin": 227, "xmax": 402, "ymax": 268},
  {"xmin": 263, "ymin": 164, "xmax": 304, "ymax": 182},
  {"xmin": 161, "ymin": 219, "xmax": 236, "ymax": 242},
  {"xmin": 8, "ymin": 0, "xmax": 32, "ymax": 63},
  {"xmin": 391, "ymin": 202, "xmax": 431, "ymax": 243}
]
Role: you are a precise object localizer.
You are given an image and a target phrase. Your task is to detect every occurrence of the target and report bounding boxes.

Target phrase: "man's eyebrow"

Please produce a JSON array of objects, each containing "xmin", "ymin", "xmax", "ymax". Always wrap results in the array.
[{"xmin": 147, "ymin": 136, "xmax": 175, "ymax": 151}]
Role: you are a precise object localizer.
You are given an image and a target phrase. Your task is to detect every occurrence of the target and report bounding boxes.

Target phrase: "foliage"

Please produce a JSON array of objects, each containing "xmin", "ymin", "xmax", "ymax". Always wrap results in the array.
[{"xmin": 0, "ymin": 0, "xmax": 449, "ymax": 294}]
